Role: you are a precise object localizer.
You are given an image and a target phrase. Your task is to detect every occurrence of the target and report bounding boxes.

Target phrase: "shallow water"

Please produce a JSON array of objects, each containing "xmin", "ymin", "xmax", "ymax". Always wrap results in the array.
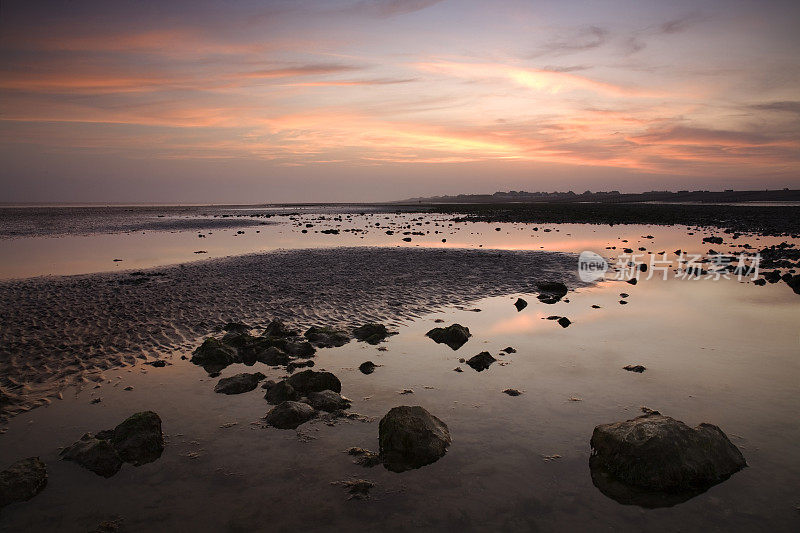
[
  {"xmin": 0, "ymin": 206, "xmax": 791, "ymax": 278},
  {"xmin": 0, "ymin": 208, "xmax": 798, "ymax": 532},
  {"xmin": 0, "ymin": 274, "xmax": 798, "ymax": 532}
]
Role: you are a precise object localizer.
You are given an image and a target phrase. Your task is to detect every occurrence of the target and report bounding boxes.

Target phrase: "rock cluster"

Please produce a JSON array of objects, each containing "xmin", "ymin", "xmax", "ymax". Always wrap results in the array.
[{"xmin": 61, "ymin": 411, "xmax": 164, "ymax": 477}]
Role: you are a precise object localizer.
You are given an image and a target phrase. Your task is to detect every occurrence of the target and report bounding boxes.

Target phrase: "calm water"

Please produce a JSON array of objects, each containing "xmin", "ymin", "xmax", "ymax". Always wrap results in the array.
[{"xmin": 0, "ymin": 207, "xmax": 798, "ymax": 532}]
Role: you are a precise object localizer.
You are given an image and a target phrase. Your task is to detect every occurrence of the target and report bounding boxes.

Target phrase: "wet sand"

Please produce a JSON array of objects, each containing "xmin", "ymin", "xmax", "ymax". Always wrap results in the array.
[
  {"xmin": 0, "ymin": 247, "xmax": 582, "ymax": 421},
  {"xmin": 0, "ymin": 209, "xmax": 798, "ymax": 532}
]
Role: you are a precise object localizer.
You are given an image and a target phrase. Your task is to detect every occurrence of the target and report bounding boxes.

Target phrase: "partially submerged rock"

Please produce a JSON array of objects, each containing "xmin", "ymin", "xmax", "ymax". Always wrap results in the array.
[
  {"xmin": 304, "ymin": 326, "xmax": 351, "ymax": 348},
  {"xmin": 0, "ymin": 457, "xmax": 47, "ymax": 509},
  {"xmin": 358, "ymin": 361, "xmax": 377, "ymax": 374},
  {"xmin": 263, "ymin": 380, "xmax": 300, "ymax": 404},
  {"xmin": 623, "ymin": 365, "xmax": 646, "ymax": 373},
  {"xmin": 353, "ymin": 323, "xmax": 396, "ymax": 344},
  {"xmin": 347, "ymin": 447, "xmax": 382, "ymax": 467},
  {"xmin": 60, "ymin": 434, "xmax": 123, "ymax": 478},
  {"xmin": 425, "ymin": 324, "xmax": 471, "ymax": 350},
  {"xmin": 378, "ymin": 406, "xmax": 451, "ymax": 472},
  {"xmin": 503, "ymin": 388, "xmax": 522, "ymax": 396},
  {"xmin": 110, "ymin": 411, "xmax": 164, "ymax": 466},
  {"xmin": 466, "ymin": 351, "xmax": 496, "ymax": 371},
  {"xmin": 590, "ymin": 412, "xmax": 746, "ymax": 507},
  {"xmin": 265, "ymin": 401, "xmax": 316, "ymax": 429},
  {"xmin": 537, "ymin": 281, "xmax": 568, "ymax": 304},
  {"xmin": 514, "ymin": 298, "xmax": 528, "ymax": 311},
  {"xmin": 307, "ymin": 390, "xmax": 351, "ymax": 412},
  {"xmin": 286, "ymin": 370, "xmax": 342, "ymax": 394},
  {"xmin": 333, "ymin": 478, "xmax": 375, "ymax": 500},
  {"xmin": 557, "ymin": 317, "xmax": 572, "ymax": 328},
  {"xmin": 191, "ymin": 338, "xmax": 236, "ymax": 369},
  {"xmin": 214, "ymin": 372, "xmax": 266, "ymax": 394},
  {"xmin": 61, "ymin": 411, "xmax": 164, "ymax": 477}
]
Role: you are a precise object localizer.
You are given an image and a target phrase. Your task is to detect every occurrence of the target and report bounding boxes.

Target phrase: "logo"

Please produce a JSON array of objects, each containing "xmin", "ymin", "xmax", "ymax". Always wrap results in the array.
[{"xmin": 578, "ymin": 251, "xmax": 608, "ymax": 282}]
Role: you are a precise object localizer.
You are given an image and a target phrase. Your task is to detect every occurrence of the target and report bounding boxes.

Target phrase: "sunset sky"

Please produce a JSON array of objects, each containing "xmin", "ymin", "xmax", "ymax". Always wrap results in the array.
[{"xmin": 1, "ymin": 0, "xmax": 799, "ymax": 202}]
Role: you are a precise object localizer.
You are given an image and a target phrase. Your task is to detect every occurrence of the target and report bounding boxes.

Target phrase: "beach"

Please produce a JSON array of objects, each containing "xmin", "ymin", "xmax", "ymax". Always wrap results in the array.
[{"xmin": 0, "ymin": 205, "xmax": 799, "ymax": 532}]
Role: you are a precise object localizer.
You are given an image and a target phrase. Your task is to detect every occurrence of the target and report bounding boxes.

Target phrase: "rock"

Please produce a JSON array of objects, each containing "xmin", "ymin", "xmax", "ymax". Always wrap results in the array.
[
  {"xmin": 453, "ymin": 367, "xmax": 463, "ymax": 372},
  {"xmin": 557, "ymin": 317, "xmax": 572, "ymax": 328},
  {"xmin": 190, "ymin": 338, "xmax": 237, "ymax": 369},
  {"xmin": 256, "ymin": 346, "xmax": 289, "ymax": 366},
  {"xmin": 623, "ymin": 365, "xmax": 646, "ymax": 373},
  {"xmin": 702, "ymin": 236, "xmax": 724, "ymax": 245},
  {"xmin": 503, "ymin": 388, "xmax": 522, "ymax": 396},
  {"xmin": 627, "ymin": 278, "xmax": 638, "ymax": 285},
  {"xmin": 352, "ymin": 323, "xmax": 396, "ymax": 344},
  {"xmin": 378, "ymin": 406, "xmax": 451, "ymax": 472},
  {"xmin": 304, "ymin": 326, "xmax": 351, "ymax": 348},
  {"xmin": 286, "ymin": 360, "xmax": 315, "ymax": 372},
  {"xmin": 89, "ymin": 518, "xmax": 123, "ymax": 533},
  {"xmin": 425, "ymin": 324, "xmax": 471, "ymax": 350},
  {"xmin": 307, "ymin": 390, "xmax": 351, "ymax": 412},
  {"xmin": 514, "ymin": 298, "xmax": 528, "ymax": 311},
  {"xmin": 282, "ymin": 340, "xmax": 316, "ymax": 358},
  {"xmin": 263, "ymin": 380, "xmax": 300, "ymax": 404},
  {"xmin": 263, "ymin": 319, "xmax": 298, "ymax": 337},
  {"xmin": 466, "ymin": 351, "xmax": 496, "ymax": 371},
  {"xmin": 784, "ymin": 274, "xmax": 800, "ymax": 294},
  {"xmin": 347, "ymin": 447, "xmax": 382, "ymax": 467},
  {"xmin": 286, "ymin": 370, "xmax": 342, "ymax": 394},
  {"xmin": 111, "ymin": 411, "xmax": 164, "ymax": 466},
  {"xmin": 214, "ymin": 372, "xmax": 265, "ymax": 394},
  {"xmin": 359, "ymin": 361, "xmax": 377, "ymax": 374},
  {"xmin": 335, "ymin": 478, "xmax": 375, "ymax": 499},
  {"xmin": 265, "ymin": 401, "xmax": 316, "ymax": 429},
  {"xmin": 0, "ymin": 457, "xmax": 47, "ymax": 508},
  {"xmin": 502, "ymin": 347, "xmax": 516, "ymax": 353},
  {"xmin": 60, "ymin": 434, "xmax": 122, "ymax": 478},
  {"xmin": 144, "ymin": 359, "xmax": 168, "ymax": 367},
  {"xmin": 537, "ymin": 281, "xmax": 568, "ymax": 303},
  {"xmin": 223, "ymin": 321, "xmax": 251, "ymax": 334},
  {"xmin": 763, "ymin": 270, "xmax": 782, "ymax": 283},
  {"xmin": 590, "ymin": 413, "xmax": 746, "ymax": 505},
  {"xmin": 753, "ymin": 278, "xmax": 767, "ymax": 286}
]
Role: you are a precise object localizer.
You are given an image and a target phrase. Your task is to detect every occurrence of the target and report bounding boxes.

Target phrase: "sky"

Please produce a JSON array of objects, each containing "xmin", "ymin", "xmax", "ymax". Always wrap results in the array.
[{"xmin": 1, "ymin": 0, "xmax": 799, "ymax": 203}]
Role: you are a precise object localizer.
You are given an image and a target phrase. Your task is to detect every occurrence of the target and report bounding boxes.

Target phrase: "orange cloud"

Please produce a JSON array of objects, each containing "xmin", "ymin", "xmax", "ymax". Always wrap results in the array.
[{"xmin": 414, "ymin": 60, "xmax": 661, "ymax": 97}]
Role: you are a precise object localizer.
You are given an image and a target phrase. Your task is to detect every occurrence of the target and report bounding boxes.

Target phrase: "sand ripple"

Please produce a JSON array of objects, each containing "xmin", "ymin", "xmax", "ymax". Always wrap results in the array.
[{"xmin": 0, "ymin": 247, "xmax": 582, "ymax": 422}]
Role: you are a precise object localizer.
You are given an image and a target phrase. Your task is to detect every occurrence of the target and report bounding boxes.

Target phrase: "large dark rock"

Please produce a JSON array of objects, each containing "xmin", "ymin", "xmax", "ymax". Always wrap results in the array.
[
  {"xmin": 425, "ymin": 324, "xmax": 471, "ymax": 350},
  {"xmin": 190, "ymin": 338, "xmax": 237, "ymax": 369},
  {"xmin": 353, "ymin": 323, "xmax": 396, "ymax": 344},
  {"xmin": 286, "ymin": 370, "xmax": 342, "ymax": 394},
  {"xmin": 378, "ymin": 406, "xmax": 451, "ymax": 472},
  {"xmin": 214, "ymin": 372, "xmax": 265, "ymax": 394},
  {"xmin": 0, "ymin": 457, "xmax": 47, "ymax": 508},
  {"xmin": 513, "ymin": 298, "xmax": 527, "ymax": 311},
  {"xmin": 265, "ymin": 401, "xmax": 316, "ymax": 429},
  {"xmin": 111, "ymin": 411, "xmax": 164, "ymax": 466},
  {"xmin": 304, "ymin": 326, "xmax": 351, "ymax": 348},
  {"xmin": 307, "ymin": 390, "xmax": 351, "ymax": 412},
  {"xmin": 466, "ymin": 351, "xmax": 496, "ymax": 371},
  {"xmin": 60, "ymin": 434, "xmax": 122, "ymax": 478},
  {"xmin": 589, "ymin": 412, "xmax": 746, "ymax": 507}
]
